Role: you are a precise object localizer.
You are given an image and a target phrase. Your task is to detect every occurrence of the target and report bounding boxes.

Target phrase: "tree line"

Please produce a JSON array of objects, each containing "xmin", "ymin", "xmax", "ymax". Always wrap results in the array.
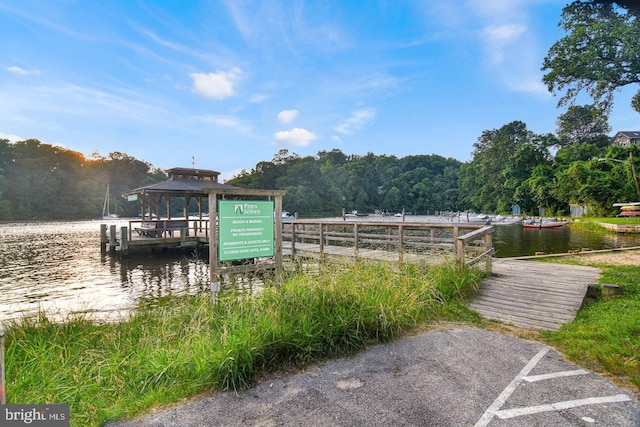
[
  {"xmin": 1, "ymin": 1, "xmax": 638, "ymax": 220},
  {"xmin": 0, "ymin": 114, "xmax": 636, "ymax": 221},
  {"xmin": 227, "ymin": 114, "xmax": 638, "ymax": 217},
  {"xmin": 0, "ymin": 138, "xmax": 166, "ymax": 220}
]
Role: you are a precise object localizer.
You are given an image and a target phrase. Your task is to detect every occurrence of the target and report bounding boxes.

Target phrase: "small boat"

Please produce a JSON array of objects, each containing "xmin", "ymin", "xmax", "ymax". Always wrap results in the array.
[
  {"xmin": 522, "ymin": 219, "xmax": 567, "ymax": 229},
  {"xmin": 102, "ymin": 185, "xmax": 119, "ymax": 219},
  {"xmin": 491, "ymin": 215, "xmax": 522, "ymax": 225},
  {"xmin": 282, "ymin": 211, "xmax": 295, "ymax": 221},
  {"xmin": 616, "ymin": 204, "xmax": 640, "ymax": 217},
  {"xmin": 468, "ymin": 214, "xmax": 490, "ymax": 223}
]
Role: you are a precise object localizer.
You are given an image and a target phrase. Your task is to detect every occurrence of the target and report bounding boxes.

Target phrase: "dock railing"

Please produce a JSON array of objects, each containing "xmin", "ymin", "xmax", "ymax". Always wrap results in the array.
[{"xmin": 282, "ymin": 220, "xmax": 494, "ymax": 272}]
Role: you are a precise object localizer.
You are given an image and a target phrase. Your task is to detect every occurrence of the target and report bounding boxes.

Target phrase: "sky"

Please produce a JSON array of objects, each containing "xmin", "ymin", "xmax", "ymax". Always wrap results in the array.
[{"xmin": 1, "ymin": 1, "xmax": 638, "ymax": 182}]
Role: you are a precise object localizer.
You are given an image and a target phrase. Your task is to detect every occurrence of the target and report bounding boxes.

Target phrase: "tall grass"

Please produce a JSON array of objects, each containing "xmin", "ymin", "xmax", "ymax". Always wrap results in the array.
[{"xmin": 3, "ymin": 260, "xmax": 484, "ymax": 426}]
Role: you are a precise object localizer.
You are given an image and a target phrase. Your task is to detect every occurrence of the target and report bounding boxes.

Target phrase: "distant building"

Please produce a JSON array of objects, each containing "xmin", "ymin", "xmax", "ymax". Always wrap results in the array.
[
  {"xmin": 611, "ymin": 131, "xmax": 640, "ymax": 147},
  {"xmin": 570, "ymin": 204, "xmax": 588, "ymax": 217}
]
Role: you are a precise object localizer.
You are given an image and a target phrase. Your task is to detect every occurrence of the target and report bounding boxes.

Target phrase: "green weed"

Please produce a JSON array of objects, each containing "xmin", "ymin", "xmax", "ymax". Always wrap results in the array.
[{"xmin": 2, "ymin": 260, "xmax": 482, "ymax": 427}]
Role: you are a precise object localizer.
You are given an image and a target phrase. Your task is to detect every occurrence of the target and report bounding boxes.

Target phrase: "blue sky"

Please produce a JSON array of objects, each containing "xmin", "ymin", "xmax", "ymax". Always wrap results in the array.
[{"xmin": 1, "ymin": 1, "xmax": 638, "ymax": 181}]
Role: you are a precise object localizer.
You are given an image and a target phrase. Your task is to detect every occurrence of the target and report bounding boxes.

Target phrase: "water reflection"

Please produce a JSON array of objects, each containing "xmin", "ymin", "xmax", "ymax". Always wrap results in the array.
[
  {"xmin": 492, "ymin": 223, "xmax": 640, "ymax": 257},
  {"xmin": 1, "ymin": 218, "xmax": 639, "ymax": 324},
  {"xmin": 0, "ymin": 220, "xmax": 211, "ymax": 324}
]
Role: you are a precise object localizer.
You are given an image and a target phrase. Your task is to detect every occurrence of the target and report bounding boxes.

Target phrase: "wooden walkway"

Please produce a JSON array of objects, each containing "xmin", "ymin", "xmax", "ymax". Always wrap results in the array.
[
  {"xmin": 469, "ymin": 259, "xmax": 601, "ymax": 330},
  {"xmin": 282, "ymin": 241, "xmax": 449, "ymax": 265}
]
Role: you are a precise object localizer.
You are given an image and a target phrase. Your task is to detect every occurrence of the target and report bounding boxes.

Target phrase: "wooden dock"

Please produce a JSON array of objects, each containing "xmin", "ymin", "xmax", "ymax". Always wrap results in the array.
[
  {"xmin": 282, "ymin": 241, "xmax": 449, "ymax": 265},
  {"xmin": 469, "ymin": 259, "xmax": 601, "ymax": 330}
]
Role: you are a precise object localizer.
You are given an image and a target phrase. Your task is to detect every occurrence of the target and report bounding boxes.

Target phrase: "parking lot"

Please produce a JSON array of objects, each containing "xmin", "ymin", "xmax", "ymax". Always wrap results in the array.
[{"xmin": 108, "ymin": 326, "xmax": 639, "ymax": 426}]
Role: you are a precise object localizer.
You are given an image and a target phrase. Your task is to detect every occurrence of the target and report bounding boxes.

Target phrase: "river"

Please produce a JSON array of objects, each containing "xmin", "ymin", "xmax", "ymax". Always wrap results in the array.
[{"xmin": 1, "ymin": 217, "xmax": 639, "ymax": 324}]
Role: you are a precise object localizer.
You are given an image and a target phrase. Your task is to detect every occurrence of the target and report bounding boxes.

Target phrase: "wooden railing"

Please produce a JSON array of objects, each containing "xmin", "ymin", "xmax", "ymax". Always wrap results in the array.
[
  {"xmin": 282, "ymin": 220, "xmax": 494, "ymax": 272},
  {"xmin": 126, "ymin": 219, "xmax": 210, "ymax": 240}
]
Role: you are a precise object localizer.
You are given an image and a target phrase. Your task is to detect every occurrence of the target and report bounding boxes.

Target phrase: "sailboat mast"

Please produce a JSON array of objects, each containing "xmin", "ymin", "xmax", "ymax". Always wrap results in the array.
[{"xmin": 103, "ymin": 184, "xmax": 110, "ymax": 216}]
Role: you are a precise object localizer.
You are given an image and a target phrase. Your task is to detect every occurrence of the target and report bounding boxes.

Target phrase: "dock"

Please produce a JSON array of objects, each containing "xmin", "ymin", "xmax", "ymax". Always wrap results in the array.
[
  {"xmin": 469, "ymin": 258, "xmax": 601, "ymax": 330},
  {"xmin": 282, "ymin": 241, "xmax": 448, "ymax": 264}
]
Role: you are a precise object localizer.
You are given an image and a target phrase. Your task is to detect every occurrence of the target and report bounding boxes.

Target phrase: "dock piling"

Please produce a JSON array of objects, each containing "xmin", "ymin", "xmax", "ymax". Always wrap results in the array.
[
  {"xmin": 100, "ymin": 224, "xmax": 107, "ymax": 253},
  {"xmin": 109, "ymin": 225, "xmax": 117, "ymax": 253},
  {"xmin": 120, "ymin": 226, "xmax": 128, "ymax": 256}
]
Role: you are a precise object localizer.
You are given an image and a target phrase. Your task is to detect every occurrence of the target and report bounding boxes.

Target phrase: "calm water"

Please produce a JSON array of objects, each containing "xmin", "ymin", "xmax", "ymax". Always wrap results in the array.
[
  {"xmin": 1, "ymin": 217, "xmax": 639, "ymax": 324},
  {"xmin": 0, "ymin": 220, "xmax": 210, "ymax": 324}
]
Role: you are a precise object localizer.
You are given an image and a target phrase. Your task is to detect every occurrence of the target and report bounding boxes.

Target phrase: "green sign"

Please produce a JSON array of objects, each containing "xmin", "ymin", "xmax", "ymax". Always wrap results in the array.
[{"xmin": 218, "ymin": 200, "xmax": 274, "ymax": 261}]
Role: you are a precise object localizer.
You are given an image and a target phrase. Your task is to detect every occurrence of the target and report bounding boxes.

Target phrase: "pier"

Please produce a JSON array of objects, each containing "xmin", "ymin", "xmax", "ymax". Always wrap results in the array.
[
  {"xmin": 102, "ymin": 219, "xmax": 495, "ymax": 274},
  {"xmin": 101, "ymin": 217, "xmax": 602, "ymax": 330}
]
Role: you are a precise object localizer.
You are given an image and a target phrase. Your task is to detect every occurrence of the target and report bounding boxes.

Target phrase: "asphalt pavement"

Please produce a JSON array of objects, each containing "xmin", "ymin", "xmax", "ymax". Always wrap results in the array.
[{"xmin": 107, "ymin": 326, "xmax": 639, "ymax": 427}]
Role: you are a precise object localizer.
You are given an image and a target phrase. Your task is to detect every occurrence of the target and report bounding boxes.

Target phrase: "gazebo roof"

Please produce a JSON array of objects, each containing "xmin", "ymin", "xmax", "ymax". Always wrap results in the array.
[{"xmin": 122, "ymin": 167, "xmax": 241, "ymax": 198}]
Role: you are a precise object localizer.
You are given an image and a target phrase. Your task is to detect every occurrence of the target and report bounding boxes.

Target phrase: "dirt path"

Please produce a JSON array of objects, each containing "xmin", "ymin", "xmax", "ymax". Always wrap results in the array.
[{"xmin": 560, "ymin": 248, "xmax": 640, "ymax": 266}]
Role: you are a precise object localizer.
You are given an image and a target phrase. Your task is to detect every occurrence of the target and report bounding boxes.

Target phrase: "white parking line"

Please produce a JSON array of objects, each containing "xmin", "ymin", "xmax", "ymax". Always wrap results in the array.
[
  {"xmin": 495, "ymin": 394, "xmax": 632, "ymax": 419},
  {"xmin": 474, "ymin": 347, "xmax": 549, "ymax": 427},
  {"xmin": 523, "ymin": 369, "xmax": 588, "ymax": 383},
  {"xmin": 475, "ymin": 347, "xmax": 633, "ymax": 426}
]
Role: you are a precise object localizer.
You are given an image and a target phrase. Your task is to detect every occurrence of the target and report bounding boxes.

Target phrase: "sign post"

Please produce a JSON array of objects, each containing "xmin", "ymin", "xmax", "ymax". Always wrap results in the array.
[
  {"xmin": 205, "ymin": 188, "xmax": 286, "ymax": 303},
  {"xmin": 1, "ymin": 331, "xmax": 5, "ymax": 404}
]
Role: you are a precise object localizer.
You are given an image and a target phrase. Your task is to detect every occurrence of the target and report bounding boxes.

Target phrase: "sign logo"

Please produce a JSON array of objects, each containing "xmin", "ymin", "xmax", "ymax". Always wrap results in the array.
[{"xmin": 1, "ymin": 405, "xmax": 69, "ymax": 426}]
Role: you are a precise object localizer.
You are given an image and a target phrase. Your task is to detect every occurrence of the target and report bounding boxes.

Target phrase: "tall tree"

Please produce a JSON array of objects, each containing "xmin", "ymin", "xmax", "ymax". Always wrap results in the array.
[
  {"xmin": 542, "ymin": 1, "xmax": 640, "ymax": 113},
  {"xmin": 460, "ymin": 121, "xmax": 552, "ymax": 214},
  {"xmin": 556, "ymin": 105, "xmax": 611, "ymax": 147}
]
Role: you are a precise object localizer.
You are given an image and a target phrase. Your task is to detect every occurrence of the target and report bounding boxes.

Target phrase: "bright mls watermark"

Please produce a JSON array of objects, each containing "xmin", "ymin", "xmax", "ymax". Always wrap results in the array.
[{"xmin": 1, "ymin": 404, "xmax": 69, "ymax": 426}]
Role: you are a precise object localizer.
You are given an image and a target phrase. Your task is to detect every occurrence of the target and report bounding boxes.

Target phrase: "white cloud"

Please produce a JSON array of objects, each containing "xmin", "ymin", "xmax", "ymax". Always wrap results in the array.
[
  {"xmin": 278, "ymin": 109, "xmax": 299, "ymax": 124},
  {"xmin": 335, "ymin": 109, "xmax": 377, "ymax": 134},
  {"xmin": 7, "ymin": 66, "xmax": 40, "ymax": 76},
  {"xmin": 0, "ymin": 131, "xmax": 23, "ymax": 143},
  {"xmin": 481, "ymin": 23, "xmax": 526, "ymax": 64},
  {"xmin": 190, "ymin": 68, "xmax": 242, "ymax": 99},
  {"xmin": 273, "ymin": 128, "xmax": 317, "ymax": 147},
  {"xmin": 197, "ymin": 114, "xmax": 251, "ymax": 134}
]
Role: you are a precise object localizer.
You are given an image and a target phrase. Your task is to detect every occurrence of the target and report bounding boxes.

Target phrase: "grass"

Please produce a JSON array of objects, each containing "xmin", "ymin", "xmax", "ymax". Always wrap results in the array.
[
  {"xmin": 5, "ymin": 251, "xmax": 638, "ymax": 425},
  {"xmin": 539, "ymin": 257, "xmax": 640, "ymax": 394},
  {"xmin": 570, "ymin": 216, "xmax": 640, "ymax": 232},
  {"xmin": 2, "ymin": 260, "xmax": 485, "ymax": 427}
]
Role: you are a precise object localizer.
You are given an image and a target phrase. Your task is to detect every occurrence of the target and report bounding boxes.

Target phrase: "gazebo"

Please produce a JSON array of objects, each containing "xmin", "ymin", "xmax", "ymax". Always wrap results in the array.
[
  {"xmin": 119, "ymin": 167, "xmax": 287, "ymax": 299},
  {"xmin": 122, "ymin": 167, "xmax": 240, "ymax": 220}
]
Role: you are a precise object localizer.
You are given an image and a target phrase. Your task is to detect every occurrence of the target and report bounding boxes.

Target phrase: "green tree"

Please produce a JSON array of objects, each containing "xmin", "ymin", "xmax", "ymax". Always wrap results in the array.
[
  {"xmin": 460, "ymin": 121, "xmax": 552, "ymax": 214},
  {"xmin": 556, "ymin": 105, "xmax": 611, "ymax": 147},
  {"xmin": 542, "ymin": 1, "xmax": 640, "ymax": 113}
]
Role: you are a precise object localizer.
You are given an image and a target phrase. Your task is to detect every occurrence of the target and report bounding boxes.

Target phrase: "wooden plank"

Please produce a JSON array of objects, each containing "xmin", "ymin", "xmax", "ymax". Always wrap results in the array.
[
  {"xmin": 474, "ymin": 289, "xmax": 587, "ymax": 309},
  {"xmin": 470, "ymin": 296, "xmax": 581, "ymax": 319},
  {"xmin": 480, "ymin": 280, "xmax": 588, "ymax": 297},
  {"xmin": 469, "ymin": 259, "xmax": 600, "ymax": 330}
]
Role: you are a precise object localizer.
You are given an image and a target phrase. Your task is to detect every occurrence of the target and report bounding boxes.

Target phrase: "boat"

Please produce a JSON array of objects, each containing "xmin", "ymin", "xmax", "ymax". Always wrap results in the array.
[
  {"xmin": 522, "ymin": 219, "xmax": 567, "ymax": 229},
  {"xmin": 282, "ymin": 211, "xmax": 295, "ymax": 221},
  {"xmin": 468, "ymin": 214, "xmax": 490, "ymax": 223},
  {"xmin": 102, "ymin": 185, "xmax": 119, "ymax": 219},
  {"xmin": 491, "ymin": 215, "xmax": 522, "ymax": 225},
  {"xmin": 616, "ymin": 204, "xmax": 640, "ymax": 217}
]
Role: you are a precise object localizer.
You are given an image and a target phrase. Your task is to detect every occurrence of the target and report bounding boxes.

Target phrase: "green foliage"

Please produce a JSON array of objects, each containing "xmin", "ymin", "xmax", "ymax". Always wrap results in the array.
[
  {"xmin": 227, "ymin": 150, "xmax": 464, "ymax": 216},
  {"xmin": 459, "ymin": 121, "xmax": 554, "ymax": 214},
  {"xmin": 542, "ymin": 1, "xmax": 640, "ymax": 113},
  {"xmin": 556, "ymin": 105, "xmax": 611, "ymax": 148},
  {"xmin": 0, "ymin": 139, "xmax": 166, "ymax": 219},
  {"xmin": 3, "ymin": 261, "xmax": 483, "ymax": 426}
]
